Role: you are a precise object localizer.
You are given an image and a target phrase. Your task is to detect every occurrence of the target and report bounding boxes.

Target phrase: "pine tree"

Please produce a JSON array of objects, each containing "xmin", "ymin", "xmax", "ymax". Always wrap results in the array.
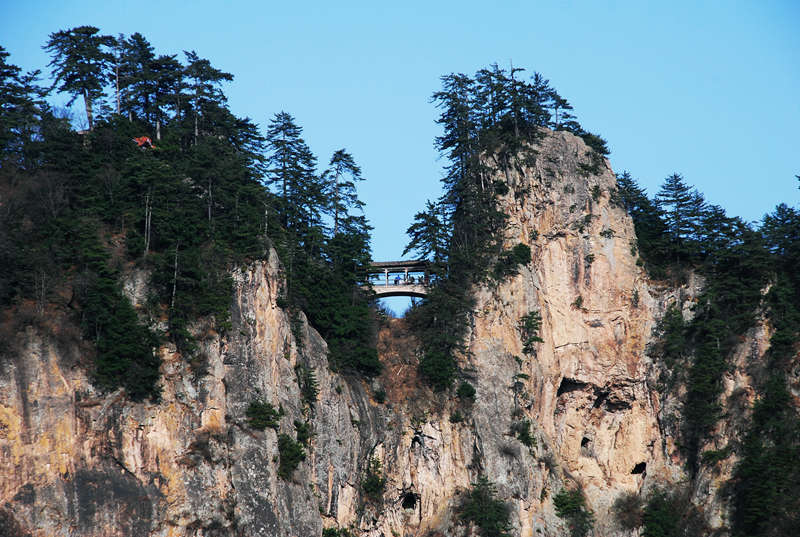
[
  {"xmin": 615, "ymin": 172, "xmax": 670, "ymax": 272},
  {"xmin": 264, "ymin": 112, "xmax": 324, "ymax": 237},
  {"xmin": 549, "ymin": 90, "xmax": 576, "ymax": 130},
  {"xmin": 116, "ymin": 32, "xmax": 156, "ymax": 121},
  {"xmin": 323, "ymin": 149, "xmax": 364, "ymax": 235},
  {"xmin": 44, "ymin": 26, "xmax": 115, "ymax": 129},
  {"xmin": 0, "ymin": 46, "xmax": 45, "ymax": 163},
  {"xmin": 183, "ymin": 50, "xmax": 233, "ymax": 143},
  {"xmin": 403, "ymin": 200, "xmax": 448, "ymax": 269},
  {"xmin": 149, "ymin": 54, "xmax": 184, "ymax": 140},
  {"xmin": 656, "ymin": 173, "xmax": 706, "ymax": 260}
]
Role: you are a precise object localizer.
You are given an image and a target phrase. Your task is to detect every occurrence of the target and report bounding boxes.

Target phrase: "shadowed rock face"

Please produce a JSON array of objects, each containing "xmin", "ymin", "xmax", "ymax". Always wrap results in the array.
[{"xmin": 0, "ymin": 129, "xmax": 772, "ymax": 536}]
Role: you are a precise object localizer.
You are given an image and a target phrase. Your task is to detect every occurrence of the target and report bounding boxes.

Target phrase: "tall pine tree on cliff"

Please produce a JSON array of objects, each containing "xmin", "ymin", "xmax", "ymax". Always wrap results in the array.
[{"xmin": 44, "ymin": 26, "xmax": 115, "ymax": 130}]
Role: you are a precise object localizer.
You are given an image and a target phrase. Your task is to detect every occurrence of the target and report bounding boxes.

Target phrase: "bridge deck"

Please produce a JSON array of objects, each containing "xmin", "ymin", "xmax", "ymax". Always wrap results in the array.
[
  {"xmin": 364, "ymin": 283, "xmax": 427, "ymax": 298},
  {"xmin": 365, "ymin": 259, "xmax": 430, "ymax": 297}
]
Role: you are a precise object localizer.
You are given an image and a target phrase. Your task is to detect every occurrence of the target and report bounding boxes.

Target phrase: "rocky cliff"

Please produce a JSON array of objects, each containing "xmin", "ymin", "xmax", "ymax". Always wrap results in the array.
[{"xmin": 0, "ymin": 129, "xmax": 772, "ymax": 536}]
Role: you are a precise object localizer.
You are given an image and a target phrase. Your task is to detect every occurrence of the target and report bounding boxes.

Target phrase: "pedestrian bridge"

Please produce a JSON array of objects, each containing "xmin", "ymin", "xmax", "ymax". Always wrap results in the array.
[{"xmin": 363, "ymin": 260, "xmax": 430, "ymax": 298}]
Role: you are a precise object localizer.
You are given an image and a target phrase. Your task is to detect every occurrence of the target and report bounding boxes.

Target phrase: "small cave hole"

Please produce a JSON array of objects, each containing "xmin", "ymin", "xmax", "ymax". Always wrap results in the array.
[
  {"xmin": 592, "ymin": 390, "xmax": 608, "ymax": 409},
  {"xmin": 557, "ymin": 378, "xmax": 588, "ymax": 397},
  {"xmin": 631, "ymin": 462, "xmax": 647, "ymax": 474},
  {"xmin": 401, "ymin": 491, "xmax": 419, "ymax": 509},
  {"xmin": 581, "ymin": 437, "xmax": 591, "ymax": 448}
]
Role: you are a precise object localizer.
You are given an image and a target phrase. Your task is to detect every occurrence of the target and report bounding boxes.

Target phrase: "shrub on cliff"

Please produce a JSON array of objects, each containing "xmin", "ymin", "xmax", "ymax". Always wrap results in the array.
[
  {"xmin": 492, "ymin": 243, "xmax": 531, "ymax": 280},
  {"xmin": 245, "ymin": 400, "xmax": 282, "ymax": 430},
  {"xmin": 457, "ymin": 476, "xmax": 511, "ymax": 537},
  {"xmin": 277, "ymin": 433, "xmax": 305, "ymax": 479},
  {"xmin": 554, "ymin": 488, "xmax": 594, "ymax": 537},
  {"xmin": 518, "ymin": 310, "xmax": 543, "ymax": 355},
  {"xmin": 361, "ymin": 457, "xmax": 386, "ymax": 502}
]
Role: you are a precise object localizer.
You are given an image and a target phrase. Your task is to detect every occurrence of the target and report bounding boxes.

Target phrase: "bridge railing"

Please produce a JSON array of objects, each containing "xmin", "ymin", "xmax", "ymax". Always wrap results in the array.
[{"xmin": 365, "ymin": 270, "xmax": 430, "ymax": 287}]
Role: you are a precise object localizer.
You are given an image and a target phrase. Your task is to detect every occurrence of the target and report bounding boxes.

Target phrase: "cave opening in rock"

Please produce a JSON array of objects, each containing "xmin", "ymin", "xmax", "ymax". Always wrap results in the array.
[
  {"xmin": 631, "ymin": 462, "xmax": 647, "ymax": 474},
  {"xmin": 581, "ymin": 437, "xmax": 591, "ymax": 447},
  {"xmin": 401, "ymin": 491, "xmax": 419, "ymax": 509},
  {"xmin": 592, "ymin": 390, "xmax": 608, "ymax": 409},
  {"xmin": 557, "ymin": 378, "xmax": 588, "ymax": 397}
]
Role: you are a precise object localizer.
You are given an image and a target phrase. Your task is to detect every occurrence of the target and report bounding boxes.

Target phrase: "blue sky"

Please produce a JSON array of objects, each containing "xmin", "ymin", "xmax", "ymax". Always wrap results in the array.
[{"xmin": 3, "ymin": 1, "xmax": 799, "ymax": 312}]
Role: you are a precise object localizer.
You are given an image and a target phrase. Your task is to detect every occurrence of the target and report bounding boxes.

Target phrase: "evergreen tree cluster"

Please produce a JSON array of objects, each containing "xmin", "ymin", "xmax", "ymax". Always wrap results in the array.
[
  {"xmin": 457, "ymin": 476, "xmax": 512, "ymax": 537},
  {"xmin": 0, "ymin": 28, "xmax": 378, "ymax": 400},
  {"xmin": 618, "ymin": 173, "xmax": 800, "ymax": 535},
  {"xmin": 405, "ymin": 64, "xmax": 605, "ymax": 390},
  {"xmin": 263, "ymin": 112, "xmax": 379, "ymax": 376}
]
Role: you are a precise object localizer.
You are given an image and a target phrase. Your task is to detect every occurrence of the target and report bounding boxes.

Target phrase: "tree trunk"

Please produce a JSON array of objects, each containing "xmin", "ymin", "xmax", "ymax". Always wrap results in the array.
[
  {"xmin": 156, "ymin": 118, "xmax": 161, "ymax": 141},
  {"xmin": 194, "ymin": 90, "xmax": 200, "ymax": 145},
  {"xmin": 333, "ymin": 171, "xmax": 340, "ymax": 235},
  {"xmin": 171, "ymin": 242, "xmax": 180, "ymax": 310},
  {"xmin": 84, "ymin": 88, "xmax": 94, "ymax": 130},
  {"xmin": 115, "ymin": 64, "xmax": 120, "ymax": 115},
  {"xmin": 143, "ymin": 188, "xmax": 152, "ymax": 257},
  {"xmin": 207, "ymin": 178, "xmax": 213, "ymax": 230}
]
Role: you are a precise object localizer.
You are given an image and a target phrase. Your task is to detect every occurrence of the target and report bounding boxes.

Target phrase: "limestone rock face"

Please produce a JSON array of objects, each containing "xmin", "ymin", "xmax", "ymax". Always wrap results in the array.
[{"xmin": 0, "ymin": 129, "xmax": 771, "ymax": 536}]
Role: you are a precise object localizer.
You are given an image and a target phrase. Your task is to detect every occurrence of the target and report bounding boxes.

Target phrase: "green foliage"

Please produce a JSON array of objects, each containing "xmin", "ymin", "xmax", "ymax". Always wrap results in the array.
[
  {"xmin": 403, "ymin": 199, "xmax": 448, "ymax": 269},
  {"xmin": 246, "ymin": 400, "xmax": 282, "ymax": 430},
  {"xmin": 457, "ymin": 476, "xmax": 512, "ymax": 537},
  {"xmin": 700, "ymin": 446, "xmax": 731, "ymax": 465},
  {"xmin": 732, "ymin": 374, "xmax": 800, "ymax": 536},
  {"xmin": 0, "ymin": 46, "xmax": 46, "ymax": 164},
  {"xmin": 553, "ymin": 488, "xmax": 594, "ymax": 537},
  {"xmin": 322, "ymin": 528, "xmax": 356, "ymax": 537},
  {"xmin": 277, "ymin": 433, "xmax": 306, "ymax": 480},
  {"xmin": 613, "ymin": 491, "xmax": 643, "ymax": 530},
  {"xmin": 618, "ymin": 171, "xmax": 780, "ymax": 472},
  {"xmin": 373, "ymin": 387, "xmax": 386, "ymax": 404},
  {"xmin": 518, "ymin": 311, "xmax": 543, "ymax": 355},
  {"xmin": 579, "ymin": 132, "xmax": 610, "ymax": 156},
  {"xmin": 75, "ymin": 224, "xmax": 161, "ymax": 400},
  {"xmin": 263, "ymin": 112, "xmax": 380, "ymax": 379},
  {"xmin": 641, "ymin": 488, "xmax": 706, "ymax": 537},
  {"xmin": 732, "ymin": 219, "xmax": 800, "ymax": 536},
  {"xmin": 361, "ymin": 457, "xmax": 386, "ymax": 502},
  {"xmin": 408, "ymin": 65, "xmax": 601, "ymax": 392},
  {"xmin": 650, "ymin": 304, "xmax": 687, "ymax": 386},
  {"xmin": 510, "ymin": 419, "xmax": 536, "ymax": 447},
  {"xmin": 682, "ymin": 224, "xmax": 770, "ymax": 470},
  {"xmin": 578, "ymin": 152, "xmax": 605, "ymax": 177},
  {"xmin": 44, "ymin": 26, "xmax": 115, "ymax": 129},
  {"xmin": 296, "ymin": 365, "xmax": 319, "ymax": 410},
  {"xmin": 456, "ymin": 381, "xmax": 476, "ymax": 400},
  {"xmin": 615, "ymin": 172, "xmax": 671, "ymax": 277},
  {"xmin": 449, "ymin": 411, "xmax": 464, "ymax": 423},
  {"xmin": 416, "ymin": 347, "xmax": 458, "ymax": 391},
  {"xmin": 294, "ymin": 419, "xmax": 312, "ymax": 446},
  {"xmin": 493, "ymin": 180, "xmax": 509, "ymax": 195},
  {"xmin": 1, "ymin": 37, "xmax": 278, "ymax": 399},
  {"xmin": 492, "ymin": 243, "xmax": 531, "ymax": 280}
]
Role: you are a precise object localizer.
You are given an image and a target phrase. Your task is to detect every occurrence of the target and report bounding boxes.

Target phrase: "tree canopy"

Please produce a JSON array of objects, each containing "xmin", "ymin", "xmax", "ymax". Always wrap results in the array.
[{"xmin": 2, "ymin": 26, "xmax": 380, "ymax": 401}]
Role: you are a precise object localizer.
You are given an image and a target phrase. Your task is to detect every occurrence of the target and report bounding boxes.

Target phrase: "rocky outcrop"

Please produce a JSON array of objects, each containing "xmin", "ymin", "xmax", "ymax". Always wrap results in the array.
[{"xmin": 0, "ymin": 129, "xmax": 775, "ymax": 536}]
